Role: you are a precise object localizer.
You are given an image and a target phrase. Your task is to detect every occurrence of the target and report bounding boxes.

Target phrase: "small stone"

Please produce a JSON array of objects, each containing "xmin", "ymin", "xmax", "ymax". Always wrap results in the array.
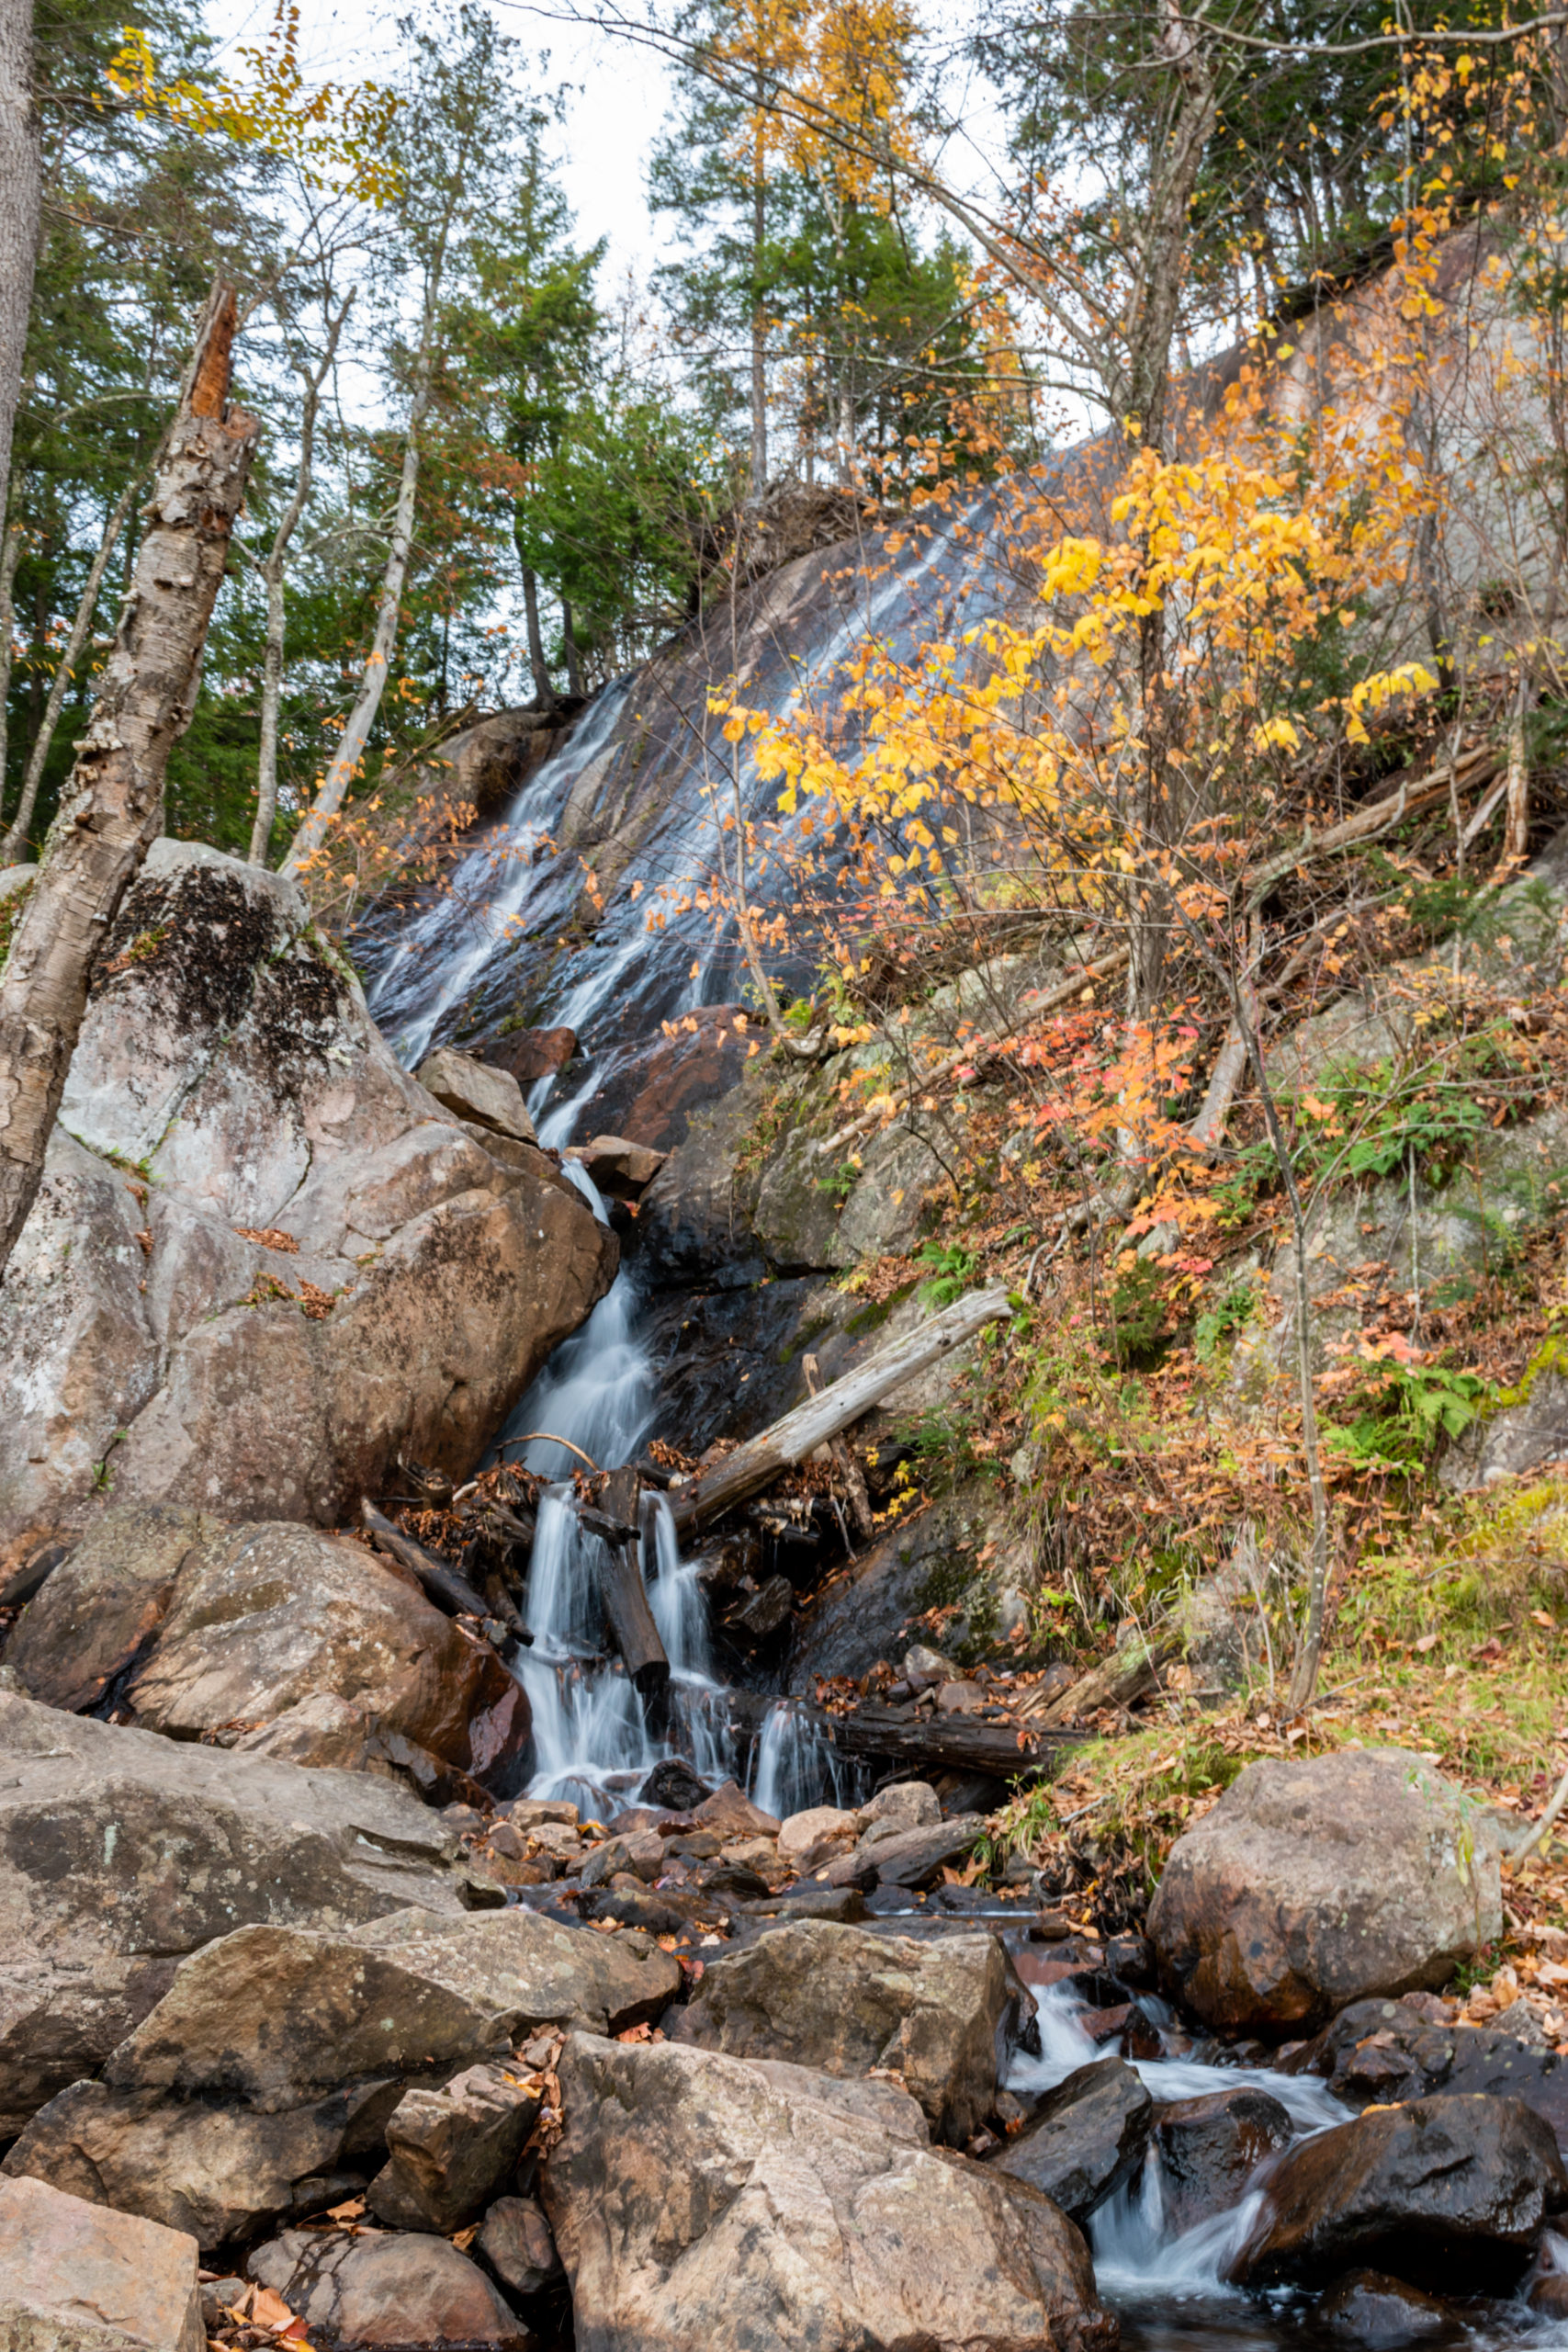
[
  {"xmin": 415, "ymin": 1046, "xmax": 537, "ymax": 1143},
  {"xmin": 248, "ymin": 2226, "xmax": 524, "ymax": 2346},
  {"xmin": 367, "ymin": 2061, "xmax": 541, "ymax": 2233}
]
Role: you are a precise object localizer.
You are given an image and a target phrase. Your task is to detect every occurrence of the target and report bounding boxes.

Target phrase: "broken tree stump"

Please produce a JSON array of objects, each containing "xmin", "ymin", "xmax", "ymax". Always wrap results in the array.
[{"xmin": 585, "ymin": 1465, "xmax": 669, "ymax": 1700}]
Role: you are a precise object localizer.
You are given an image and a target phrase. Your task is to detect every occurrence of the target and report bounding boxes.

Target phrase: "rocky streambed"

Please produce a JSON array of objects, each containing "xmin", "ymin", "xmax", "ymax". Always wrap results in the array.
[{"xmin": 3, "ymin": 1679, "xmax": 1568, "ymax": 2352}]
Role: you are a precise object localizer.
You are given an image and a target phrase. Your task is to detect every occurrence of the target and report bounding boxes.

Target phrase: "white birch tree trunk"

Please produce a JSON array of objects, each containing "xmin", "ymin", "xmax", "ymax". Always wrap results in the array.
[{"xmin": 0, "ymin": 284, "xmax": 258, "ymax": 1279}]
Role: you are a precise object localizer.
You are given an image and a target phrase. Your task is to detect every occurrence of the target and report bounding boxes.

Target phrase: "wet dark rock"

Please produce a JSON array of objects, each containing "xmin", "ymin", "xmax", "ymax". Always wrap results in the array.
[
  {"xmin": 367, "ymin": 2061, "xmax": 541, "ymax": 2233},
  {"xmin": 734, "ymin": 1884, "xmax": 867, "ymax": 1923},
  {"xmin": 1147, "ymin": 1750, "xmax": 1502, "ymax": 2036},
  {"xmin": 1283, "ymin": 1997, "xmax": 1568, "ymax": 2147},
  {"xmin": 1151, "ymin": 2086, "xmax": 1294, "ymax": 2233},
  {"xmin": 992, "ymin": 2055, "xmax": 1154, "ymax": 2222},
  {"xmin": 248, "ymin": 2224, "xmax": 525, "ymax": 2347},
  {"xmin": 1317, "ymin": 2269, "xmax": 1457, "ymax": 2346},
  {"xmin": 671, "ymin": 1918, "xmax": 1022, "ymax": 2144},
  {"xmin": 694, "ymin": 1860, "xmax": 774, "ymax": 1902},
  {"xmin": 482, "ymin": 1025, "xmax": 577, "ymax": 1088},
  {"xmin": 726, "ymin": 1573, "xmax": 795, "ymax": 1644},
  {"xmin": 541, "ymin": 2030, "xmax": 1119, "ymax": 2352},
  {"xmin": 1107, "ymin": 1935, "xmax": 1156, "ymax": 1987},
  {"xmin": 1230, "ymin": 2093, "xmax": 1568, "ymax": 2290},
  {"xmin": 638, "ymin": 1757, "xmax": 711, "ymax": 1811},
  {"xmin": 478, "ymin": 2194, "xmax": 563, "ymax": 2301},
  {"xmin": 789, "ymin": 1486, "xmax": 1004, "ymax": 1690},
  {"xmin": 579, "ymin": 1886, "xmax": 708, "ymax": 1934}
]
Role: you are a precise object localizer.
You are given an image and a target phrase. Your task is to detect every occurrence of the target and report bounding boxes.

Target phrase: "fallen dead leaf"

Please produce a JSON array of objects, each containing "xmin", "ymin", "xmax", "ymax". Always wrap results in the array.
[{"xmin": 250, "ymin": 2289, "xmax": 296, "ymax": 2334}]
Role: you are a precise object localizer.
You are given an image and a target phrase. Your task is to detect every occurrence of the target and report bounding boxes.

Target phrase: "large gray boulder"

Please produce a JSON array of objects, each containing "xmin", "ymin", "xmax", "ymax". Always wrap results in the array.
[
  {"xmin": 543, "ymin": 2031, "xmax": 1119, "ymax": 2352},
  {"xmin": 0, "ymin": 2171, "xmax": 204, "ymax": 2352},
  {"xmin": 9, "ymin": 1908, "xmax": 677, "ymax": 2249},
  {"xmin": 670, "ymin": 1918, "xmax": 1023, "ymax": 2143},
  {"xmin": 107, "ymin": 1910, "xmax": 680, "ymax": 2111},
  {"xmin": 0, "ymin": 838, "xmax": 615, "ymax": 1560},
  {"xmin": 3, "ymin": 2076, "xmax": 399, "ymax": 2254},
  {"xmin": 0, "ymin": 1690, "xmax": 480, "ymax": 2135},
  {"xmin": 1147, "ymin": 1749, "xmax": 1501, "ymax": 2035},
  {"xmin": 8, "ymin": 1509, "xmax": 528, "ymax": 1788}
]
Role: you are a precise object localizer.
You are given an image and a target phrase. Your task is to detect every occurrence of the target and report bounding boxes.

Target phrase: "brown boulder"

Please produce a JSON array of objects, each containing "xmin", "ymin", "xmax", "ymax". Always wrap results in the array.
[
  {"xmin": 1230, "ymin": 2093, "xmax": 1568, "ymax": 2290},
  {"xmin": 483, "ymin": 1026, "xmax": 577, "ymax": 1087},
  {"xmin": 248, "ymin": 2225, "xmax": 525, "ymax": 2347},
  {"xmin": 671, "ymin": 1918, "xmax": 1021, "ymax": 2144},
  {"xmin": 693, "ymin": 1778, "xmax": 780, "ymax": 1838},
  {"xmin": 4, "ymin": 1503, "xmax": 215, "ymax": 1714},
  {"xmin": 1147, "ymin": 1750, "xmax": 1502, "ymax": 2036},
  {"xmin": 415, "ymin": 1046, "xmax": 537, "ymax": 1143},
  {"xmin": 131, "ymin": 1520, "xmax": 526, "ymax": 1786},
  {"xmin": 564, "ymin": 1134, "xmax": 667, "ymax": 1199},
  {"xmin": 542, "ymin": 2030, "xmax": 1118, "ymax": 2352},
  {"xmin": 0, "ymin": 2171, "xmax": 204, "ymax": 2352},
  {"xmin": 1283, "ymin": 1996, "xmax": 1568, "ymax": 2146}
]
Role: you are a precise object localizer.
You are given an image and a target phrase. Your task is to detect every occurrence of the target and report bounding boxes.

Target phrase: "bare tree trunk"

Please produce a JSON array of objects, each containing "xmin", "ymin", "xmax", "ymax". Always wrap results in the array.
[
  {"xmin": 1499, "ymin": 679, "xmax": 1532, "ymax": 878},
  {"xmin": 282, "ymin": 252, "xmax": 441, "ymax": 882},
  {"xmin": 519, "ymin": 560, "xmax": 552, "ymax": 703},
  {"xmin": 0, "ymin": 285, "xmax": 257, "ymax": 1281},
  {"xmin": 0, "ymin": 517, "xmax": 21, "ymax": 838},
  {"xmin": 0, "ymin": 0, "xmax": 39, "ymax": 540},
  {"xmin": 248, "ymin": 291, "xmax": 352, "ymax": 866},
  {"xmin": 750, "ymin": 92, "xmax": 768, "ymax": 502},
  {"xmin": 560, "ymin": 595, "xmax": 585, "ymax": 698},
  {"xmin": 0, "ymin": 456, "xmax": 152, "ymax": 865}
]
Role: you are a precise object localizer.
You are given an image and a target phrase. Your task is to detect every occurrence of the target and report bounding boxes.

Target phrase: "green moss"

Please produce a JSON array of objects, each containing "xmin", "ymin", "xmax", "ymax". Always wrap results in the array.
[{"xmin": 0, "ymin": 877, "xmax": 34, "ymax": 970}]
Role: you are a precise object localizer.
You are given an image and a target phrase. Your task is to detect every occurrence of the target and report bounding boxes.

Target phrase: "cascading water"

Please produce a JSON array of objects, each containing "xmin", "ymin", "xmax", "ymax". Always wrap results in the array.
[
  {"xmin": 746, "ymin": 1699, "xmax": 867, "ymax": 1820},
  {"xmin": 356, "ymin": 498, "xmax": 1021, "ymax": 1815}
]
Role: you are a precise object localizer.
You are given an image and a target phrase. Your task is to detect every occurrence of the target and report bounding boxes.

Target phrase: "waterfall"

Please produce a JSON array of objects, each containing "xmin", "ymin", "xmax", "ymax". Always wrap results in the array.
[
  {"xmin": 356, "ymin": 502, "xmax": 1018, "ymax": 1817},
  {"xmin": 747, "ymin": 1699, "xmax": 866, "ymax": 1820}
]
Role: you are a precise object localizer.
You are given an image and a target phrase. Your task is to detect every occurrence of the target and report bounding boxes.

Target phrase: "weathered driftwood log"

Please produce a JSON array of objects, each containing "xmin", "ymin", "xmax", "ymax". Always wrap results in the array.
[
  {"xmin": 591, "ymin": 1465, "xmax": 669, "ymax": 1697},
  {"xmin": 361, "ymin": 1499, "xmax": 525, "ymax": 1639},
  {"xmin": 670, "ymin": 1286, "xmax": 1012, "ymax": 1538},
  {"xmin": 726, "ymin": 1690, "xmax": 1082, "ymax": 1782}
]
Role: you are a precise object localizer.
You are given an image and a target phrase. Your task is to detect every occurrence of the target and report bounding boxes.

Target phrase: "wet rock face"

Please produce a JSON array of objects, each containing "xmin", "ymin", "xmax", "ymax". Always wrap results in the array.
[
  {"xmin": 542, "ymin": 2031, "xmax": 1121, "ymax": 2352},
  {"xmin": 1286, "ymin": 1996, "xmax": 1568, "ymax": 2149},
  {"xmin": 1146, "ymin": 1750, "xmax": 1502, "ymax": 2036},
  {"xmin": 993, "ymin": 2055, "xmax": 1154, "ymax": 2222},
  {"xmin": 1317, "ymin": 2269, "xmax": 1457, "ymax": 2347},
  {"xmin": 1230, "ymin": 2093, "xmax": 1568, "ymax": 2291},
  {"xmin": 0, "ymin": 1691, "xmax": 474, "ymax": 2138},
  {"xmin": 248, "ymin": 2226, "xmax": 525, "ymax": 2348},
  {"xmin": 1150, "ymin": 2086, "xmax": 1295, "ymax": 2233},
  {"xmin": 0, "ymin": 2171, "xmax": 204, "ymax": 2352},
  {"xmin": 8, "ymin": 1510, "xmax": 529, "ymax": 1792},
  {"xmin": 670, "ymin": 1918, "xmax": 1021, "ymax": 2144},
  {"xmin": 0, "ymin": 838, "xmax": 615, "ymax": 1558}
]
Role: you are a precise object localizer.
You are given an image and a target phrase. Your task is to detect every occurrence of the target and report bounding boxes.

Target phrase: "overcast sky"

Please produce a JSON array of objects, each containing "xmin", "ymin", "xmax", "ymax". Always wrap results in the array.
[{"xmin": 209, "ymin": 0, "xmax": 674, "ymax": 290}]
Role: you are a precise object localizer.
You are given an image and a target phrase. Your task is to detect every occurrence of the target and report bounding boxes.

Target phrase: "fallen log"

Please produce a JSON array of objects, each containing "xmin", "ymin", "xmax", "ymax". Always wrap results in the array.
[
  {"xmin": 592, "ymin": 1465, "xmax": 669, "ymax": 1698},
  {"xmin": 725, "ymin": 1689, "xmax": 1083, "ymax": 1782},
  {"xmin": 669, "ymin": 1286, "xmax": 1013, "ymax": 1538},
  {"xmin": 360, "ymin": 1499, "xmax": 527, "ymax": 1641}
]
